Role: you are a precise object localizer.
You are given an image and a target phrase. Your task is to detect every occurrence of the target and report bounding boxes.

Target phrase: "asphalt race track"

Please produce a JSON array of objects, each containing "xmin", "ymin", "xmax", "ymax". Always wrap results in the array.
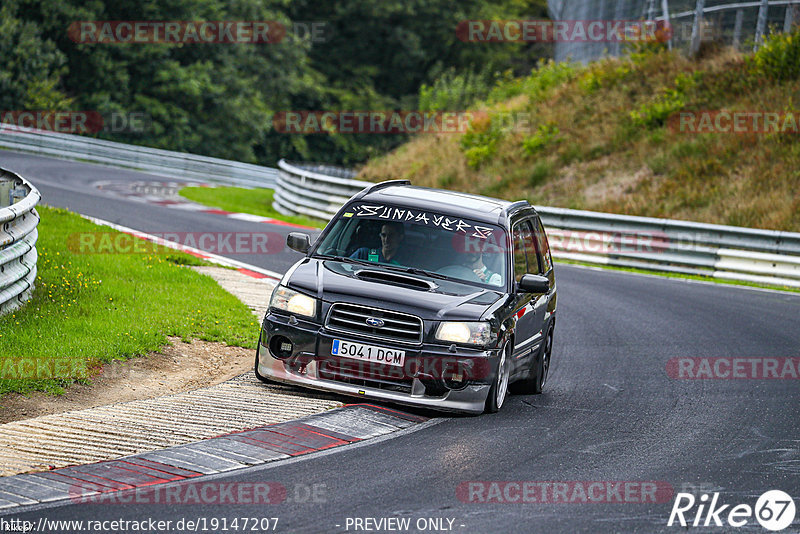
[
  {"xmin": 0, "ymin": 151, "xmax": 310, "ymax": 274},
  {"xmin": 2, "ymin": 151, "xmax": 799, "ymax": 533}
]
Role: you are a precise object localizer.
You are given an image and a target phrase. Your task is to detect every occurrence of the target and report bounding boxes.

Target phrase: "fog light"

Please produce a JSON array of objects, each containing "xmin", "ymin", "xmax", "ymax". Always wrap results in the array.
[
  {"xmin": 443, "ymin": 373, "xmax": 470, "ymax": 390},
  {"xmin": 442, "ymin": 359, "xmax": 471, "ymax": 390},
  {"xmin": 269, "ymin": 335, "xmax": 294, "ymax": 360}
]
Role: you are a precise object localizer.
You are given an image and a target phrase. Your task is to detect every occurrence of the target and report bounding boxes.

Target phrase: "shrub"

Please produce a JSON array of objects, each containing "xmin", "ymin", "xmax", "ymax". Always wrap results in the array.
[
  {"xmin": 629, "ymin": 72, "xmax": 700, "ymax": 128},
  {"xmin": 579, "ymin": 61, "xmax": 633, "ymax": 94},
  {"xmin": 419, "ymin": 68, "xmax": 496, "ymax": 111},
  {"xmin": 487, "ymin": 59, "xmax": 580, "ymax": 104},
  {"xmin": 460, "ymin": 113, "xmax": 499, "ymax": 168},
  {"xmin": 522, "ymin": 123, "xmax": 560, "ymax": 156},
  {"xmin": 527, "ymin": 160, "xmax": 553, "ymax": 187},
  {"xmin": 749, "ymin": 27, "xmax": 800, "ymax": 81}
]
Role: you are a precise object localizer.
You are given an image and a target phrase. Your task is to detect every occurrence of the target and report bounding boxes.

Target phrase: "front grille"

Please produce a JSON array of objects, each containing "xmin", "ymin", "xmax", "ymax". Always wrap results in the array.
[{"xmin": 326, "ymin": 303, "xmax": 423, "ymax": 345}]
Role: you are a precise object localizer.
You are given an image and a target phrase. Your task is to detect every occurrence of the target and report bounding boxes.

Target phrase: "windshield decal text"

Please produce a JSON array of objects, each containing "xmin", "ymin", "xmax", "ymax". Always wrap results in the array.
[{"xmin": 353, "ymin": 204, "xmax": 494, "ymax": 239}]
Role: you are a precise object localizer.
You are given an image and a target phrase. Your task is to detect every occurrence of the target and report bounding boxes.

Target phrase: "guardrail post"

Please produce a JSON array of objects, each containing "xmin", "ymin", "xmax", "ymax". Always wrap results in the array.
[
  {"xmin": 733, "ymin": 9, "xmax": 744, "ymax": 49},
  {"xmin": 754, "ymin": 0, "xmax": 769, "ymax": 51},
  {"xmin": 0, "ymin": 177, "xmax": 11, "ymax": 208},
  {"xmin": 662, "ymin": 0, "xmax": 673, "ymax": 50},
  {"xmin": 690, "ymin": 0, "xmax": 706, "ymax": 55},
  {"xmin": 785, "ymin": 3, "xmax": 799, "ymax": 32}
]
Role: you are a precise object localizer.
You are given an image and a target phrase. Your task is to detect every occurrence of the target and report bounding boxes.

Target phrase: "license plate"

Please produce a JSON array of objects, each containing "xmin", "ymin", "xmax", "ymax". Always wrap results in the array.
[{"xmin": 331, "ymin": 339, "xmax": 405, "ymax": 367}]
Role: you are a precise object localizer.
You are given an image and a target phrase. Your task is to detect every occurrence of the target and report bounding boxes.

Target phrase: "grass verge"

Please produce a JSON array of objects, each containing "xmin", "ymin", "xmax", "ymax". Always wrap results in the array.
[
  {"xmin": 179, "ymin": 186, "xmax": 327, "ymax": 229},
  {"xmin": 0, "ymin": 205, "xmax": 261, "ymax": 397}
]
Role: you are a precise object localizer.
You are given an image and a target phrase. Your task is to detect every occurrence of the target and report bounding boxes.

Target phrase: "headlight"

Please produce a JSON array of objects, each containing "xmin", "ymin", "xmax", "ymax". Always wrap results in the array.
[
  {"xmin": 435, "ymin": 321, "xmax": 495, "ymax": 346},
  {"xmin": 270, "ymin": 285, "xmax": 317, "ymax": 318}
]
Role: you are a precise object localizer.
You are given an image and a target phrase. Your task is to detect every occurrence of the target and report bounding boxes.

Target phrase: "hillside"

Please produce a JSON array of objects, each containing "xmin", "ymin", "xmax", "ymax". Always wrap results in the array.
[{"xmin": 358, "ymin": 31, "xmax": 800, "ymax": 232}]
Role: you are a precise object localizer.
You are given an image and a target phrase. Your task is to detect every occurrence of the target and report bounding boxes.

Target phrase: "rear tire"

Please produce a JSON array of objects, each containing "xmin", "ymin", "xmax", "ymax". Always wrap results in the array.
[{"xmin": 484, "ymin": 342, "xmax": 511, "ymax": 413}]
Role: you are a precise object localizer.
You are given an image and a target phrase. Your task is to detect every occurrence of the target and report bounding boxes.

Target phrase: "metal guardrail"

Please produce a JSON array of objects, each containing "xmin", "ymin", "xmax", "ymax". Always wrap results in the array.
[
  {"xmin": 537, "ymin": 208, "xmax": 800, "ymax": 288},
  {"xmin": 0, "ymin": 168, "xmax": 40, "ymax": 316},
  {"xmin": 0, "ymin": 124, "xmax": 277, "ymax": 188},
  {"xmin": 273, "ymin": 159, "xmax": 361, "ymax": 220},
  {"xmin": 550, "ymin": 0, "xmax": 800, "ymax": 62},
  {"xmin": 274, "ymin": 160, "xmax": 800, "ymax": 289}
]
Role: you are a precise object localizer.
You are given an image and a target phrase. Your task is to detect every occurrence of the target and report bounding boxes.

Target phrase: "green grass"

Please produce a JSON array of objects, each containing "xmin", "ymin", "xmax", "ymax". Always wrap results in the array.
[
  {"xmin": 179, "ymin": 186, "xmax": 327, "ymax": 229},
  {"xmin": 0, "ymin": 205, "xmax": 261, "ymax": 397},
  {"xmin": 554, "ymin": 258, "xmax": 800, "ymax": 294}
]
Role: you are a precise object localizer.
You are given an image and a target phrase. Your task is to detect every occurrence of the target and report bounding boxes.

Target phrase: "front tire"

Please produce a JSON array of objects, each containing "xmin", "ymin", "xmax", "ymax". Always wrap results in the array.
[
  {"xmin": 254, "ymin": 342, "xmax": 271, "ymax": 383},
  {"xmin": 534, "ymin": 326, "xmax": 553, "ymax": 393},
  {"xmin": 485, "ymin": 342, "xmax": 511, "ymax": 413},
  {"xmin": 510, "ymin": 325, "xmax": 553, "ymax": 395}
]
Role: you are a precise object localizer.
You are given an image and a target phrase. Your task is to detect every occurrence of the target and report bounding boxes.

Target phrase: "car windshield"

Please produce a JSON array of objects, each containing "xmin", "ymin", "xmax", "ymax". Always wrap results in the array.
[{"xmin": 313, "ymin": 203, "xmax": 508, "ymax": 288}]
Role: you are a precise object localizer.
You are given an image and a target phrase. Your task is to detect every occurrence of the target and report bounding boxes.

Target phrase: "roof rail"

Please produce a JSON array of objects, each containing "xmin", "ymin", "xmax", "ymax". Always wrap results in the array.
[
  {"xmin": 352, "ymin": 179, "xmax": 411, "ymax": 201},
  {"xmin": 507, "ymin": 200, "xmax": 530, "ymax": 214},
  {"xmin": 364, "ymin": 179, "xmax": 411, "ymax": 193},
  {"xmin": 497, "ymin": 200, "xmax": 531, "ymax": 225}
]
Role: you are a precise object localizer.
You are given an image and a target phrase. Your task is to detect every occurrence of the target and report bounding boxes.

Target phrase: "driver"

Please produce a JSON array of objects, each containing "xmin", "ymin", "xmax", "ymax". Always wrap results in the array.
[
  {"xmin": 463, "ymin": 250, "xmax": 502, "ymax": 286},
  {"xmin": 350, "ymin": 222, "xmax": 405, "ymax": 265}
]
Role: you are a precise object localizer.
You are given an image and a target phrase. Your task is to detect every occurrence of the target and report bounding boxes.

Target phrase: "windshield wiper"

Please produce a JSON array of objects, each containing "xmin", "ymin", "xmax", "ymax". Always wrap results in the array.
[
  {"xmin": 400, "ymin": 267, "xmax": 450, "ymax": 281},
  {"xmin": 314, "ymin": 254, "xmax": 375, "ymax": 267}
]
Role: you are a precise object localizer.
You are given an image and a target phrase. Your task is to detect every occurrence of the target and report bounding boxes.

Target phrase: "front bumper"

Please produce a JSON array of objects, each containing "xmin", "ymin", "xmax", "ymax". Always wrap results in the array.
[{"xmin": 256, "ymin": 312, "xmax": 497, "ymax": 414}]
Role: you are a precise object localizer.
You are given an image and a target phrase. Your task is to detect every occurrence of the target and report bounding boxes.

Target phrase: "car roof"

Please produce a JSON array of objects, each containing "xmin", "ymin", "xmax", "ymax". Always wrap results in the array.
[{"xmin": 358, "ymin": 184, "xmax": 529, "ymax": 225}]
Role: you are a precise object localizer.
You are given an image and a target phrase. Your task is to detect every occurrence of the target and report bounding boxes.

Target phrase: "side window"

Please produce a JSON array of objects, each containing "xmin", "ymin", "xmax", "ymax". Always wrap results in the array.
[
  {"xmin": 525, "ymin": 218, "xmax": 543, "ymax": 275},
  {"xmin": 512, "ymin": 220, "xmax": 533, "ymax": 282},
  {"xmin": 533, "ymin": 217, "xmax": 553, "ymax": 274}
]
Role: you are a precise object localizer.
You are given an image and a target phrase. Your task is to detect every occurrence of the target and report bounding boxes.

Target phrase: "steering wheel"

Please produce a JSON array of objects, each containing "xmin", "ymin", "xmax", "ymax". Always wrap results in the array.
[{"xmin": 437, "ymin": 264, "xmax": 483, "ymax": 283}]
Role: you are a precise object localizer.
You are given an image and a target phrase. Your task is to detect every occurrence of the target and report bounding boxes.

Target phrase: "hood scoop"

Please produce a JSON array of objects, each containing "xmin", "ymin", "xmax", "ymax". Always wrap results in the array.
[{"xmin": 354, "ymin": 269, "xmax": 436, "ymax": 291}]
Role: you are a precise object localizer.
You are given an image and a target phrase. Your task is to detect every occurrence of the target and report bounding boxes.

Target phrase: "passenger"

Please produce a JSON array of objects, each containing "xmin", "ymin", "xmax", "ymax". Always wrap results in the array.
[
  {"xmin": 464, "ymin": 250, "xmax": 502, "ymax": 286},
  {"xmin": 350, "ymin": 222, "xmax": 405, "ymax": 265}
]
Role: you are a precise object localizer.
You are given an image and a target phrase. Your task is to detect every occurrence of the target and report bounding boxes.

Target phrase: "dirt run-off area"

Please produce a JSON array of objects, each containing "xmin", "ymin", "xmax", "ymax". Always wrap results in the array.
[{"xmin": 0, "ymin": 338, "xmax": 254, "ymax": 424}]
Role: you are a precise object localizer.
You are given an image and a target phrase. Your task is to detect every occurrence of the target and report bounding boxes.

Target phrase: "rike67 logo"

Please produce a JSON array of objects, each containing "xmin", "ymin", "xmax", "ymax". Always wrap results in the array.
[{"xmin": 668, "ymin": 490, "xmax": 796, "ymax": 531}]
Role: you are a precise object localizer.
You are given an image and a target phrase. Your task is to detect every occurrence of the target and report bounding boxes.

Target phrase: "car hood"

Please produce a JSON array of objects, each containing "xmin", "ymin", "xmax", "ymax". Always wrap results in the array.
[{"xmin": 285, "ymin": 258, "xmax": 504, "ymax": 321}]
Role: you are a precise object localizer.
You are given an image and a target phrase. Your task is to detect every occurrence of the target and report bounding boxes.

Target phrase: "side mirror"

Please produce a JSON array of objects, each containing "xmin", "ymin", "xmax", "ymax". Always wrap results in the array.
[
  {"xmin": 517, "ymin": 274, "xmax": 549, "ymax": 294},
  {"xmin": 286, "ymin": 232, "xmax": 311, "ymax": 254}
]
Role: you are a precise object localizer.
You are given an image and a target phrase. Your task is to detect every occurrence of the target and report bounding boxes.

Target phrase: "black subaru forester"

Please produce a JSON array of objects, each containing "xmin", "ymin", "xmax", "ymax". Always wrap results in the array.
[{"xmin": 256, "ymin": 180, "xmax": 557, "ymax": 414}]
